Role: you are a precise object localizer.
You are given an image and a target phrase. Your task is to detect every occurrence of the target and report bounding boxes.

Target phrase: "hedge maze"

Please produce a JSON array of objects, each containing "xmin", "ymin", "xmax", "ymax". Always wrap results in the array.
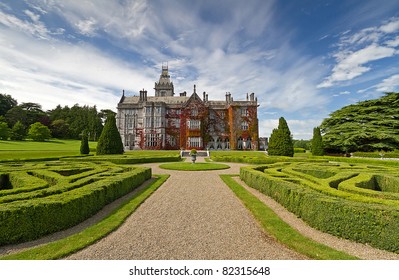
[
  {"xmin": 0, "ymin": 161, "xmax": 151, "ymax": 245},
  {"xmin": 240, "ymin": 161, "xmax": 399, "ymax": 253}
]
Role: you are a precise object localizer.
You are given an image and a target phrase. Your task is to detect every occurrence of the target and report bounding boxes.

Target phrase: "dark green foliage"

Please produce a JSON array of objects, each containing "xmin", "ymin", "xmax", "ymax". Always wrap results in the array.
[
  {"xmin": 268, "ymin": 117, "xmax": 294, "ymax": 157},
  {"xmin": 294, "ymin": 147, "xmax": 306, "ymax": 153},
  {"xmin": 0, "ymin": 94, "xmax": 17, "ymax": 116},
  {"xmin": 96, "ymin": 115, "xmax": 124, "ymax": 155},
  {"xmin": 27, "ymin": 122, "xmax": 52, "ymax": 141},
  {"xmin": 321, "ymin": 92, "xmax": 399, "ymax": 153},
  {"xmin": 10, "ymin": 121, "xmax": 26, "ymax": 141},
  {"xmin": 0, "ymin": 122, "xmax": 10, "ymax": 140},
  {"xmin": 293, "ymin": 139, "xmax": 311, "ymax": 150},
  {"xmin": 50, "ymin": 119, "xmax": 70, "ymax": 139},
  {"xmin": 311, "ymin": 127, "xmax": 324, "ymax": 156},
  {"xmin": 48, "ymin": 104, "xmax": 103, "ymax": 140},
  {"xmin": 80, "ymin": 133, "xmax": 90, "ymax": 155}
]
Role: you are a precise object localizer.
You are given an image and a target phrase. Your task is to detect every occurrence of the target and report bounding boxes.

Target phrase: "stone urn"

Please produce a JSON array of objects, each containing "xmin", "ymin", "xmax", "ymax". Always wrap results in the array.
[{"xmin": 190, "ymin": 149, "xmax": 197, "ymax": 163}]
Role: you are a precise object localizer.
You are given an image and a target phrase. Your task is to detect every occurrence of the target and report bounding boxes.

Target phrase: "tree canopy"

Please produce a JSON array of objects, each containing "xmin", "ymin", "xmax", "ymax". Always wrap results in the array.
[{"xmin": 320, "ymin": 92, "xmax": 399, "ymax": 153}]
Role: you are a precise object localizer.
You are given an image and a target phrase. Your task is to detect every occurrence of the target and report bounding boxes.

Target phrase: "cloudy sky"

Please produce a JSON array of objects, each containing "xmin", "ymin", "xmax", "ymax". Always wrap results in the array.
[{"xmin": 1, "ymin": 0, "xmax": 399, "ymax": 139}]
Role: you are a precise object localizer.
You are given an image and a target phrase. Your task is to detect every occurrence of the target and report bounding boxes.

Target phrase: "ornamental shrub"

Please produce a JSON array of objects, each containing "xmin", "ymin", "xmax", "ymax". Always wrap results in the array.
[
  {"xmin": 268, "ymin": 117, "xmax": 294, "ymax": 157},
  {"xmin": 80, "ymin": 132, "xmax": 90, "ymax": 154},
  {"xmin": 311, "ymin": 127, "xmax": 325, "ymax": 156},
  {"xmin": 96, "ymin": 114, "xmax": 124, "ymax": 155}
]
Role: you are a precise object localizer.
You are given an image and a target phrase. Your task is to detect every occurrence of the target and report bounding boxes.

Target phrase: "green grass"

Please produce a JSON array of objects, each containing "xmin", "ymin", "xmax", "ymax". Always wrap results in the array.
[
  {"xmin": 159, "ymin": 162, "xmax": 230, "ymax": 171},
  {"xmin": 0, "ymin": 174, "xmax": 169, "ymax": 260},
  {"xmin": 0, "ymin": 139, "xmax": 96, "ymax": 161},
  {"xmin": 220, "ymin": 174, "xmax": 358, "ymax": 260}
]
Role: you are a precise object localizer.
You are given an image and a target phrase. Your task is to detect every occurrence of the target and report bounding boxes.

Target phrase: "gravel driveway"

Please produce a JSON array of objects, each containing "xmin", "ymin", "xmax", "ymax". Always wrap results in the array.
[{"xmin": 66, "ymin": 157, "xmax": 305, "ymax": 260}]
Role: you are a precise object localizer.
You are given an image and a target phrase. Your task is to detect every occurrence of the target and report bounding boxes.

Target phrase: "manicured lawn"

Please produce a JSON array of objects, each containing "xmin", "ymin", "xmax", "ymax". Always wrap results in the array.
[
  {"xmin": 159, "ymin": 162, "xmax": 230, "ymax": 171},
  {"xmin": 0, "ymin": 139, "xmax": 96, "ymax": 161}
]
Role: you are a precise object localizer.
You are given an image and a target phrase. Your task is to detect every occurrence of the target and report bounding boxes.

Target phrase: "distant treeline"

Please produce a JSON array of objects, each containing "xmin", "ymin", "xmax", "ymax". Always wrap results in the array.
[{"xmin": 0, "ymin": 93, "xmax": 114, "ymax": 140}]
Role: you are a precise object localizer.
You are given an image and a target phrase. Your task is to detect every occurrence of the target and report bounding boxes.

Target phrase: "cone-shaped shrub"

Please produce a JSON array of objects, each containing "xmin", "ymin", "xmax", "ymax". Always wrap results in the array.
[
  {"xmin": 268, "ymin": 117, "xmax": 294, "ymax": 157},
  {"xmin": 96, "ymin": 114, "xmax": 124, "ymax": 155},
  {"xmin": 311, "ymin": 126, "xmax": 325, "ymax": 156},
  {"xmin": 80, "ymin": 132, "xmax": 90, "ymax": 154}
]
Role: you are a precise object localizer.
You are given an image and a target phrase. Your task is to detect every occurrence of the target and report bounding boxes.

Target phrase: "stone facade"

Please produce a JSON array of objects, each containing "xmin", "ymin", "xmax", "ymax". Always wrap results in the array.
[{"xmin": 116, "ymin": 66, "xmax": 259, "ymax": 150}]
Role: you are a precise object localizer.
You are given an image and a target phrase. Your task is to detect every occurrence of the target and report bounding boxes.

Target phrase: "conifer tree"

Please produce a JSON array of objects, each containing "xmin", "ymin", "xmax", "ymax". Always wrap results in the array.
[
  {"xmin": 311, "ymin": 127, "xmax": 324, "ymax": 156},
  {"xmin": 96, "ymin": 114, "xmax": 124, "ymax": 155},
  {"xmin": 80, "ymin": 132, "xmax": 90, "ymax": 154},
  {"xmin": 268, "ymin": 117, "xmax": 294, "ymax": 157}
]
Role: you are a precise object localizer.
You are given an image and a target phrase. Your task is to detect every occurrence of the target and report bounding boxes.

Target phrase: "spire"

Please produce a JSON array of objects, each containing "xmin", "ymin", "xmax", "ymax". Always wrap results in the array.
[{"xmin": 155, "ymin": 63, "xmax": 174, "ymax": 97}]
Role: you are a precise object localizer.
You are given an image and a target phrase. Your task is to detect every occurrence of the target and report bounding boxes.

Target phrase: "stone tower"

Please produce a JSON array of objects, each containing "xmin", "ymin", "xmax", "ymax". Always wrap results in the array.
[{"xmin": 154, "ymin": 64, "xmax": 174, "ymax": 97}]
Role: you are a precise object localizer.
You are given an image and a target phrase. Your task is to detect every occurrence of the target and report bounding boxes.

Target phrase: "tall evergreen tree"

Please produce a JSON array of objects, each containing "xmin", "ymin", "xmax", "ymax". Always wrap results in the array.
[
  {"xmin": 268, "ymin": 117, "xmax": 294, "ymax": 157},
  {"xmin": 96, "ymin": 114, "xmax": 124, "ymax": 155},
  {"xmin": 311, "ymin": 127, "xmax": 324, "ymax": 156}
]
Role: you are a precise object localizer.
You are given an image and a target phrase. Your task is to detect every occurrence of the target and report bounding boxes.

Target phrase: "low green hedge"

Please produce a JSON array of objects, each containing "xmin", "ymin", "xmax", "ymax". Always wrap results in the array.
[
  {"xmin": 0, "ymin": 164, "xmax": 151, "ymax": 245},
  {"xmin": 62, "ymin": 154, "xmax": 181, "ymax": 164},
  {"xmin": 240, "ymin": 164, "xmax": 399, "ymax": 253}
]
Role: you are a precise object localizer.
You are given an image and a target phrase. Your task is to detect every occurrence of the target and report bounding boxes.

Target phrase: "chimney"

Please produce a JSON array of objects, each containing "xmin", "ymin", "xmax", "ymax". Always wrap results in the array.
[
  {"xmin": 203, "ymin": 91, "xmax": 206, "ymax": 101},
  {"xmin": 206, "ymin": 94, "xmax": 208, "ymax": 102},
  {"xmin": 144, "ymin": 90, "xmax": 148, "ymax": 101},
  {"xmin": 246, "ymin": 93, "xmax": 249, "ymax": 101},
  {"xmin": 250, "ymin": 92, "xmax": 255, "ymax": 101}
]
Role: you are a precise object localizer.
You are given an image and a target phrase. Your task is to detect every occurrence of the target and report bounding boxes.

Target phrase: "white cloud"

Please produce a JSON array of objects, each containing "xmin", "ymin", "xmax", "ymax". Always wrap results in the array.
[
  {"xmin": 0, "ymin": 10, "xmax": 49, "ymax": 39},
  {"xmin": 319, "ymin": 17, "xmax": 399, "ymax": 88},
  {"xmin": 380, "ymin": 18, "xmax": 399, "ymax": 33},
  {"xmin": 386, "ymin": 36, "xmax": 399, "ymax": 47},
  {"xmin": 375, "ymin": 74, "xmax": 399, "ymax": 92},
  {"xmin": 319, "ymin": 44, "xmax": 397, "ymax": 88},
  {"xmin": 1, "ymin": 0, "xmax": 329, "ymax": 118},
  {"xmin": 0, "ymin": 27, "xmax": 155, "ymax": 111},
  {"xmin": 75, "ymin": 18, "xmax": 97, "ymax": 36}
]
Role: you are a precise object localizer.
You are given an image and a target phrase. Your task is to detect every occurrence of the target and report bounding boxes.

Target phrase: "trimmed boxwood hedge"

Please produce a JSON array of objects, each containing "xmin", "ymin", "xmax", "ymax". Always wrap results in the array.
[
  {"xmin": 240, "ymin": 162, "xmax": 399, "ymax": 253},
  {"xmin": 62, "ymin": 154, "xmax": 181, "ymax": 164},
  {"xmin": 0, "ymin": 162, "xmax": 151, "ymax": 245}
]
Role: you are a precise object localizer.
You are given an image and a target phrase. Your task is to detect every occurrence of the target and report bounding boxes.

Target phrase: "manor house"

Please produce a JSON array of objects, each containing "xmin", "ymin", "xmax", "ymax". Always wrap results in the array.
[{"xmin": 116, "ymin": 66, "xmax": 259, "ymax": 150}]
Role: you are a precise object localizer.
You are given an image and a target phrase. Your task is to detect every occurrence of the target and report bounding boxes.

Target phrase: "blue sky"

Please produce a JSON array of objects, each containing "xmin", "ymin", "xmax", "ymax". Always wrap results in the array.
[{"xmin": 1, "ymin": 0, "xmax": 399, "ymax": 139}]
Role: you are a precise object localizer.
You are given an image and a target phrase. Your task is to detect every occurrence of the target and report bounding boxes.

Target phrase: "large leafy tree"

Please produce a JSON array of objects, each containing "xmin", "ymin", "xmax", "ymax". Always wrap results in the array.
[
  {"xmin": 320, "ymin": 92, "xmax": 399, "ymax": 153},
  {"xmin": 268, "ymin": 117, "xmax": 294, "ymax": 157},
  {"xmin": 0, "ymin": 121, "xmax": 10, "ymax": 140},
  {"xmin": 96, "ymin": 114, "xmax": 124, "ymax": 155},
  {"xmin": 0, "ymin": 94, "xmax": 17, "ymax": 116},
  {"xmin": 10, "ymin": 121, "xmax": 26, "ymax": 140},
  {"xmin": 28, "ymin": 122, "xmax": 52, "ymax": 141}
]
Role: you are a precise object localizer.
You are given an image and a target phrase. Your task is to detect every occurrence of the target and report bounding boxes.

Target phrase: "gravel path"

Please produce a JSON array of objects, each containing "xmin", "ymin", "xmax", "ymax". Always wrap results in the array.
[{"xmin": 66, "ymin": 157, "xmax": 305, "ymax": 260}]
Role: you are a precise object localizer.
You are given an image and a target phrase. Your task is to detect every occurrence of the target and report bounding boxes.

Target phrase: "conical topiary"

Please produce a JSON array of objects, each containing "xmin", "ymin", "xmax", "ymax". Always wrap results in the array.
[
  {"xmin": 96, "ymin": 114, "xmax": 124, "ymax": 155},
  {"xmin": 80, "ymin": 132, "xmax": 90, "ymax": 154},
  {"xmin": 267, "ymin": 117, "xmax": 294, "ymax": 157},
  {"xmin": 311, "ymin": 127, "xmax": 324, "ymax": 156}
]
